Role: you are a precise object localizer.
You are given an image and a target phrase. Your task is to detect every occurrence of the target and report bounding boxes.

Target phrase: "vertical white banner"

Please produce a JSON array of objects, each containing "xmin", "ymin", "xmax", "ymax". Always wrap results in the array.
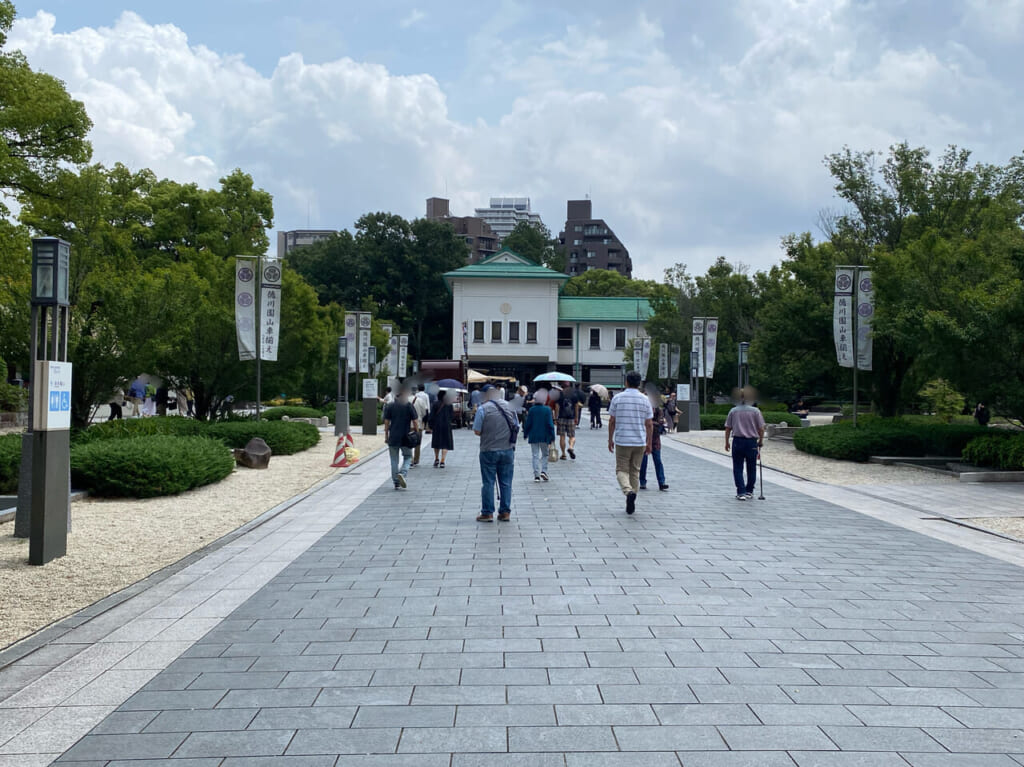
[
  {"xmin": 856, "ymin": 270, "xmax": 874, "ymax": 371},
  {"xmin": 692, "ymin": 318, "xmax": 705, "ymax": 378},
  {"xmin": 670, "ymin": 344, "xmax": 681, "ymax": 379},
  {"xmin": 398, "ymin": 335, "xmax": 409, "ymax": 378},
  {"xmin": 260, "ymin": 259, "xmax": 282, "ymax": 362},
  {"xmin": 633, "ymin": 343, "xmax": 642, "ymax": 372},
  {"xmin": 389, "ymin": 336, "xmax": 399, "ymax": 381},
  {"xmin": 357, "ymin": 312, "xmax": 372, "ymax": 374},
  {"xmin": 235, "ymin": 258, "xmax": 257, "ymax": 361},
  {"xmin": 640, "ymin": 338, "xmax": 652, "ymax": 379},
  {"xmin": 833, "ymin": 268, "xmax": 855, "ymax": 368},
  {"xmin": 381, "ymin": 324, "xmax": 394, "ymax": 376},
  {"xmin": 462, "ymin": 320, "xmax": 469, "ymax": 358},
  {"xmin": 704, "ymin": 317, "xmax": 719, "ymax": 379},
  {"xmin": 345, "ymin": 313, "xmax": 358, "ymax": 370},
  {"xmin": 658, "ymin": 343, "xmax": 669, "ymax": 379}
]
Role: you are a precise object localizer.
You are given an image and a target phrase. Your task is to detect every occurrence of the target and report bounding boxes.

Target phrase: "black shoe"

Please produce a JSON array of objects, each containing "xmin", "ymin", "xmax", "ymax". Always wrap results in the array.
[
  {"xmin": 626, "ymin": 492, "xmax": 637, "ymax": 515},
  {"xmin": 639, "ymin": 485, "xmax": 647, "ymax": 490},
  {"xmin": 659, "ymin": 485, "xmax": 669, "ymax": 491},
  {"xmin": 433, "ymin": 459, "xmax": 439, "ymax": 468},
  {"xmin": 568, "ymin": 448, "xmax": 575, "ymax": 460}
]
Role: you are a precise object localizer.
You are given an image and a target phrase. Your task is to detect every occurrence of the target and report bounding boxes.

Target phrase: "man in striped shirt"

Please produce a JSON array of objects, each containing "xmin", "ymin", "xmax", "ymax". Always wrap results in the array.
[{"xmin": 607, "ymin": 370, "xmax": 653, "ymax": 515}]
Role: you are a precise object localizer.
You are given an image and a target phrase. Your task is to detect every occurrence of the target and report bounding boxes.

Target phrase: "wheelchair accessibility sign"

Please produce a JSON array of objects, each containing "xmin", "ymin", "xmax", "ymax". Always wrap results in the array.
[{"xmin": 33, "ymin": 360, "xmax": 73, "ymax": 431}]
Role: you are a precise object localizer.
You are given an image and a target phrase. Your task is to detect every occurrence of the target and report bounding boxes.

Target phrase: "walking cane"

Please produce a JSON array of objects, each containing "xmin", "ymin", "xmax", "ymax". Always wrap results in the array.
[{"xmin": 757, "ymin": 444, "xmax": 766, "ymax": 500}]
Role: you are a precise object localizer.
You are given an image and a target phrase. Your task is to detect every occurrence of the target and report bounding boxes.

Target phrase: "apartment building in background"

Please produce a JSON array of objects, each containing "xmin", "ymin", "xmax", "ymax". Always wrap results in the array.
[
  {"xmin": 276, "ymin": 230, "xmax": 336, "ymax": 257},
  {"xmin": 425, "ymin": 197, "xmax": 499, "ymax": 263},
  {"xmin": 558, "ymin": 199, "xmax": 633, "ymax": 278},
  {"xmin": 474, "ymin": 197, "xmax": 545, "ymax": 241}
]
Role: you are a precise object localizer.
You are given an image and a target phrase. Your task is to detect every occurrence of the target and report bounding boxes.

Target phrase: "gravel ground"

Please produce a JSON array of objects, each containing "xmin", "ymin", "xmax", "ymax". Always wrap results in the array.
[
  {"xmin": 0, "ymin": 431, "xmax": 385, "ymax": 650},
  {"xmin": 964, "ymin": 516, "xmax": 1024, "ymax": 541}
]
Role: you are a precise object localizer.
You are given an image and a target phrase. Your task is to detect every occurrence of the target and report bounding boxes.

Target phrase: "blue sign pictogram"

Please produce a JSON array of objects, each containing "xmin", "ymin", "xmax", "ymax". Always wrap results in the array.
[
  {"xmin": 50, "ymin": 391, "xmax": 61, "ymax": 411},
  {"xmin": 60, "ymin": 391, "xmax": 71, "ymax": 411}
]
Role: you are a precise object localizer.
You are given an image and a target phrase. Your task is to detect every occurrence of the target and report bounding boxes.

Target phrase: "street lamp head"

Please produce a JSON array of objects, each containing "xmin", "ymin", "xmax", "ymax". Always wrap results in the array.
[
  {"xmin": 338, "ymin": 337, "xmax": 348, "ymax": 361},
  {"xmin": 31, "ymin": 238, "xmax": 70, "ymax": 307},
  {"xmin": 738, "ymin": 341, "xmax": 750, "ymax": 366},
  {"xmin": 368, "ymin": 346, "xmax": 377, "ymax": 365}
]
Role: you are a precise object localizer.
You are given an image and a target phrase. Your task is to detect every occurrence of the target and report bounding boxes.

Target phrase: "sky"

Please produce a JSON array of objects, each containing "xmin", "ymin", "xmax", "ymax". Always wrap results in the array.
[{"xmin": 8, "ymin": 0, "xmax": 1024, "ymax": 279}]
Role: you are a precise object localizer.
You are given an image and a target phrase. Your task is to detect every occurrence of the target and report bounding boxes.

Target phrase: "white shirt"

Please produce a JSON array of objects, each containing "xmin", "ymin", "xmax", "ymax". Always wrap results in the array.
[{"xmin": 608, "ymin": 388, "xmax": 653, "ymax": 447}]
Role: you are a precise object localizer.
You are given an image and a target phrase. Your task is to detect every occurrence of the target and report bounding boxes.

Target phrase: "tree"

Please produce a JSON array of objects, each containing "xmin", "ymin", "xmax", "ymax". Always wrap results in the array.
[
  {"xmin": 501, "ymin": 220, "xmax": 564, "ymax": 270},
  {"xmin": 0, "ymin": 1, "xmax": 92, "ymax": 213}
]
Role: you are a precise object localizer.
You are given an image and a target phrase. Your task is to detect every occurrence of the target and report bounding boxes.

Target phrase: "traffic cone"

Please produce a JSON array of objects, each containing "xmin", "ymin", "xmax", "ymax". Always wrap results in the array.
[{"xmin": 331, "ymin": 433, "xmax": 357, "ymax": 468}]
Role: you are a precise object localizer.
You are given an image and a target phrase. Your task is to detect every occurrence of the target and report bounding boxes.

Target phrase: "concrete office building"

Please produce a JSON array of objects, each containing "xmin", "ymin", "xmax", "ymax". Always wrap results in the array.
[
  {"xmin": 474, "ymin": 197, "xmax": 545, "ymax": 241},
  {"xmin": 425, "ymin": 197, "xmax": 499, "ymax": 263},
  {"xmin": 276, "ymin": 230, "xmax": 336, "ymax": 257},
  {"xmin": 558, "ymin": 199, "xmax": 633, "ymax": 278}
]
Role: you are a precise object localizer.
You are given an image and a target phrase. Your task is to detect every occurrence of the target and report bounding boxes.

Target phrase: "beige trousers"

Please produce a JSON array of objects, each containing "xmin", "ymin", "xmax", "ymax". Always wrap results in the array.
[{"xmin": 615, "ymin": 445, "xmax": 646, "ymax": 495}]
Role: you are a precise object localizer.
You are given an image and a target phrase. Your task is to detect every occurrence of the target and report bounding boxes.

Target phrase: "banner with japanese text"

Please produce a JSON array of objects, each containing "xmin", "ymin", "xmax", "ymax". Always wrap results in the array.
[
  {"xmin": 235, "ymin": 258, "xmax": 257, "ymax": 361},
  {"xmin": 692, "ymin": 318, "xmax": 705, "ymax": 378},
  {"xmin": 658, "ymin": 343, "xmax": 669, "ymax": 379},
  {"xmin": 704, "ymin": 317, "xmax": 719, "ymax": 379},
  {"xmin": 259, "ymin": 259, "xmax": 282, "ymax": 362},
  {"xmin": 833, "ymin": 268, "xmax": 855, "ymax": 368}
]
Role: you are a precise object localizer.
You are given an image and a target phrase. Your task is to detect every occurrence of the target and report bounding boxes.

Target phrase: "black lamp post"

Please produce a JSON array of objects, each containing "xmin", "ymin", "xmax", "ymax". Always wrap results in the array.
[
  {"xmin": 335, "ymin": 337, "xmax": 348, "ymax": 437},
  {"xmin": 15, "ymin": 238, "xmax": 73, "ymax": 564},
  {"xmin": 737, "ymin": 342, "xmax": 750, "ymax": 389}
]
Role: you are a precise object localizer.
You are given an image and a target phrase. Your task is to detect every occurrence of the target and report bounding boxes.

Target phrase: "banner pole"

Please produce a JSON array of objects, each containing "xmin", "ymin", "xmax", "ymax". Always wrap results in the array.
[
  {"xmin": 256, "ymin": 254, "xmax": 262, "ymax": 422},
  {"xmin": 852, "ymin": 266, "xmax": 859, "ymax": 428}
]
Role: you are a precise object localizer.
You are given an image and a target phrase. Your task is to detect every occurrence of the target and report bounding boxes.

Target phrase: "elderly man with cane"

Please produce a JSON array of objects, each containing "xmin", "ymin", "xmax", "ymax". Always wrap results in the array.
[{"xmin": 724, "ymin": 386, "xmax": 766, "ymax": 501}]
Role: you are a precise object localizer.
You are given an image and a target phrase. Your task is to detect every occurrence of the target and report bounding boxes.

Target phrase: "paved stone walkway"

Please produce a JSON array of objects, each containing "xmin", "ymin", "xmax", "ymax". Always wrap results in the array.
[{"xmin": 4, "ymin": 426, "xmax": 1024, "ymax": 765}]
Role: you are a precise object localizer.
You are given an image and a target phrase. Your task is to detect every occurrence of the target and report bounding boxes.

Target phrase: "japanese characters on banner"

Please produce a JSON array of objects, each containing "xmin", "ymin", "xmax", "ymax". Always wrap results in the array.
[
  {"xmin": 704, "ymin": 318, "xmax": 719, "ymax": 379},
  {"xmin": 344, "ymin": 313, "xmax": 358, "ymax": 368},
  {"xmin": 234, "ymin": 258, "xmax": 257, "ymax": 361},
  {"xmin": 670, "ymin": 344, "xmax": 681, "ymax": 379},
  {"xmin": 633, "ymin": 342, "xmax": 642, "ymax": 372},
  {"xmin": 389, "ymin": 336, "xmax": 399, "ymax": 380},
  {"xmin": 260, "ymin": 259, "xmax": 282, "ymax": 362},
  {"xmin": 692, "ymin": 318, "xmax": 705, "ymax": 378},
  {"xmin": 381, "ymin": 324, "xmax": 394, "ymax": 377},
  {"xmin": 856, "ymin": 270, "xmax": 874, "ymax": 371},
  {"xmin": 658, "ymin": 343, "xmax": 669, "ymax": 379},
  {"xmin": 357, "ymin": 312, "xmax": 372, "ymax": 374},
  {"xmin": 833, "ymin": 268, "xmax": 855, "ymax": 368},
  {"xmin": 640, "ymin": 338, "xmax": 652, "ymax": 378},
  {"xmin": 398, "ymin": 335, "xmax": 409, "ymax": 378},
  {"xmin": 462, "ymin": 320, "xmax": 469, "ymax": 358}
]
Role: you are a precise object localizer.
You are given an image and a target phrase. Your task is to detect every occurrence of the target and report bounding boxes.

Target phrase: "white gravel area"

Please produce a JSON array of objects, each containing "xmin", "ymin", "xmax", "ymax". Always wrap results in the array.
[
  {"xmin": 965, "ymin": 517, "xmax": 1024, "ymax": 541},
  {"xmin": 0, "ymin": 431, "xmax": 385, "ymax": 650},
  {"xmin": 669, "ymin": 431, "xmax": 959, "ymax": 486}
]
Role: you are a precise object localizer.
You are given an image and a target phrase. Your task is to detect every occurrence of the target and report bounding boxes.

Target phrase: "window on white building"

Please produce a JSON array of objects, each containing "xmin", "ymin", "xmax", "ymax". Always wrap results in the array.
[
  {"xmin": 509, "ymin": 321, "xmax": 520, "ymax": 343},
  {"xmin": 615, "ymin": 328, "xmax": 627, "ymax": 349},
  {"xmin": 473, "ymin": 321, "xmax": 485, "ymax": 343},
  {"xmin": 491, "ymin": 321, "xmax": 502, "ymax": 342},
  {"xmin": 557, "ymin": 327, "xmax": 574, "ymax": 348},
  {"xmin": 589, "ymin": 328, "xmax": 601, "ymax": 349},
  {"xmin": 526, "ymin": 322, "xmax": 537, "ymax": 343}
]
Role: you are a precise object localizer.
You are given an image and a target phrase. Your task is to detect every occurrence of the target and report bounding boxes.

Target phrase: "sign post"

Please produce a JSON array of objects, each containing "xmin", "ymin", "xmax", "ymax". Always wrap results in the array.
[
  {"xmin": 335, "ymin": 337, "xmax": 349, "ymax": 437},
  {"xmin": 359, "ymin": 313, "xmax": 376, "ymax": 435},
  {"xmin": 835, "ymin": 267, "xmax": 873, "ymax": 426}
]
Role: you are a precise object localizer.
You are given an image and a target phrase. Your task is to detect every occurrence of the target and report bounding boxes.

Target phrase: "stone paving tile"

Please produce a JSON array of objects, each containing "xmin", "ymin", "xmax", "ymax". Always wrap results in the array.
[{"xmin": 19, "ymin": 427, "xmax": 1023, "ymax": 765}]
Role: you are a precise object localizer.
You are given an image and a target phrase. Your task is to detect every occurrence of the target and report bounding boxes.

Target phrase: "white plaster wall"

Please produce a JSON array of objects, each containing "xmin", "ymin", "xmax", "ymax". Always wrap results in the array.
[
  {"xmin": 451, "ymin": 278, "xmax": 560, "ymax": 361},
  {"xmin": 556, "ymin": 321, "xmax": 646, "ymax": 366}
]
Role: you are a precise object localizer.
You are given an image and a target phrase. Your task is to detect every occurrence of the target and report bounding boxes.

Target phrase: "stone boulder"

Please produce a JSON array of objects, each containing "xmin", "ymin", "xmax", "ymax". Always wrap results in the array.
[{"xmin": 233, "ymin": 437, "xmax": 272, "ymax": 469}]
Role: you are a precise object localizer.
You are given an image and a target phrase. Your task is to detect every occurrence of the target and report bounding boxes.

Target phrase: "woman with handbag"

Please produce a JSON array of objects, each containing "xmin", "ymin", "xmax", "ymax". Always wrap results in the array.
[
  {"xmin": 383, "ymin": 389, "xmax": 419, "ymax": 489},
  {"xmin": 430, "ymin": 390, "xmax": 456, "ymax": 468}
]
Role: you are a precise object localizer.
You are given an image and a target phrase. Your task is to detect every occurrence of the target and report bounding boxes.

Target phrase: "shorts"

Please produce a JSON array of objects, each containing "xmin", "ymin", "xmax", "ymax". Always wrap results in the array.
[{"xmin": 557, "ymin": 418, "xmax": 576, "ymax": 437}]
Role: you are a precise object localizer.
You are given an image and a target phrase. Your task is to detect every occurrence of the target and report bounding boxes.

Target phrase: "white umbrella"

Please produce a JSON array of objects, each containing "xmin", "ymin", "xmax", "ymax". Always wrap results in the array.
[
  {"xmin": 534, "ymin": 372, "xmax": 576, "ymax": 383},
  {"xmin": 589, "ymin": 384, "xmax": 609, "ymax": 400}
]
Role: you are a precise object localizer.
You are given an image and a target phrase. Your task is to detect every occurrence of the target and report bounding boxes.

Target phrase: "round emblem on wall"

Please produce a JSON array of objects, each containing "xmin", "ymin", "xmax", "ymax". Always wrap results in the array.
[{"xmin": 500, "ymin": 302, "xmax": 512, "ymax": 315}]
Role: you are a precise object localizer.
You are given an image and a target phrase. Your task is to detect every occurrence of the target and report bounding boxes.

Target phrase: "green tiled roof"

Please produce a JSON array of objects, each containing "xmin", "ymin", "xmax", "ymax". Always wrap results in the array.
[
  {"xmin": 558, "ymin": 296, "xmax": 652, "ymax": 322},
  {"xmin": 443, "ymin": 248, "xmax": 570, "ymax": 292}
]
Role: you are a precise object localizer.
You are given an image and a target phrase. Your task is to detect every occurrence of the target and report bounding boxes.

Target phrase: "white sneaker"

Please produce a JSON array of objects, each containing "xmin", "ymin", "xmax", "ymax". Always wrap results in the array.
[
  {"xmin": 736, "ymin": 494, "xmax": 747, "ymax": 501},
  {"xmin": 744, "ymin": 493, "xmax": 754, "ymax": 500}
]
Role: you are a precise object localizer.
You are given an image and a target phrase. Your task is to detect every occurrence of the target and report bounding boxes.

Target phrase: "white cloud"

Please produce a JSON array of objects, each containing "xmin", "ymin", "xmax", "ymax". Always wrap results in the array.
[
  {"xmin": 6, "ymin": 3, "xmax": 1021, "ymax": 282},
  {"xmin": 399, "ymin": 9, "xmax": 426, "ymax": 29}
]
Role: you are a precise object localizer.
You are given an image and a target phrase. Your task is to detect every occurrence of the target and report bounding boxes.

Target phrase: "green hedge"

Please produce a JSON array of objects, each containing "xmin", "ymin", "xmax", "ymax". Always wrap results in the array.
[
  {"xmin": 319, "ymin": 401, "xmax": 382, "ymax": 426},
  {"xmin": 71, "ymin": 435, "xmax": 234, "ymax": 498},
  {"xmin": 261, "ymin": 406, "xmax": 324, "ymax": 421},
  {"xmin": 74, "ymin": 416, "xmax": 204, "ymax": 444},
  {"xmin": 962, "ymin": 432, "xmax": 1024, "ymax": 470},
  {"xmin": 206, "ymin": 420, "xmax": 320, "ymax": 455},
  {"xmin": 700, "ymin": 411, "xmax": 802, "ymax": 430},
  {"xmin": 793, "ymin": 419, "xmax": 988, "ymax": 463},
  {"xmin": 0, "ymin": 433, "xmax": 21, "ymax": 494}
]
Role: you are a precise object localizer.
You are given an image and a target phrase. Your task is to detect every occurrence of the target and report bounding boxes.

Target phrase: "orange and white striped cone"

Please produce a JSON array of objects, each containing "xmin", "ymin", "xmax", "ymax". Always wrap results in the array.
[{"xmin": 331, "ymin": 433, "xmax": 357, "ymax": 468}]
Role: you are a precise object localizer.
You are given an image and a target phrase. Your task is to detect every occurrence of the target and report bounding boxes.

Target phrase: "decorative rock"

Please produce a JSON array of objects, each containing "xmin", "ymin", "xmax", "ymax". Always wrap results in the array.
[{"xmin": 233, "ymin": 437, "xmax": 272, "ymax": 469}]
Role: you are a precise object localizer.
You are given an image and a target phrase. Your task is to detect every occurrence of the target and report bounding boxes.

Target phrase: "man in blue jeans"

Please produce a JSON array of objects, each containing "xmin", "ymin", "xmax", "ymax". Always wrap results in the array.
[
  {"xmin": 724, "ymin": 387, "xmax": 766, "ymax": 501},
  {"xmin": 473, "ymin": 384, "xmax": 518, "ymax": 522}
]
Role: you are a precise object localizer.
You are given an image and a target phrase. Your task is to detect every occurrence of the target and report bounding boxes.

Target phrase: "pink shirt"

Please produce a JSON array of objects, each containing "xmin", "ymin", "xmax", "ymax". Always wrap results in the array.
[{"xmin": 724, "ymin": 405, "xmax": 765, "ymax": 438}]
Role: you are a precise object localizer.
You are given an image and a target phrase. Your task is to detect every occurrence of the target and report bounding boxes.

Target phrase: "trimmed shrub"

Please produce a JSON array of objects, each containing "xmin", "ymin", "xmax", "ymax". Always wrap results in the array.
[
  {"xmin": 206, "ymin": 420, "xmax": 320, "ymax": 455},
  {"xmin": 0, "ymin": 380, "xmax": 27, "ymax": 411},
  {"xmin": 74, "ymin": 416, "xmax": 203, "ymax": 445},
  {"xmin": 71, "ymin": 436, "xmax": 233, "ymax": 498},
  {"xmin": 0, "ymin": 433, "xmax": 21, "ymax": 494},
  {"xmin": 320, "ymin": 401, "xmax": 382, "ymax": 426},
  {"xmin": 793, "ymin": 419, "xmax": 987, "ymax": 463},
  {"xmin": 700, "ymin": 411, "xmax": 801, "ymax": 430},
  {"xmin": 962, "ymin": 432, "xmax": 1024, "ymax": 470},
  {"xmin": 261, "ymin": 406, "xmax": 324, "ymax": 421}
]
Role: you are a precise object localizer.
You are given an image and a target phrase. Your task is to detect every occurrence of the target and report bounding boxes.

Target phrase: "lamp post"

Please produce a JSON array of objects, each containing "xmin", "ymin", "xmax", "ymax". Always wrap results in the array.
[
  {"xmin": 15, "ymin": 238, "xmax": 72, "ymax": 564},
  {"xmin": 683, "ymin": 350, "xmax": 700, "ymax": 433},
  {"xmin": 737, "ymin": 342, "xmax": 750, "ymax": 389},
  {"xmin": 362, "ymin": 342, "xmax": 378, "ymax": 437},
  {"xmin": 335, "ymin": 337, "xmax": 348, "ymax": 437}
]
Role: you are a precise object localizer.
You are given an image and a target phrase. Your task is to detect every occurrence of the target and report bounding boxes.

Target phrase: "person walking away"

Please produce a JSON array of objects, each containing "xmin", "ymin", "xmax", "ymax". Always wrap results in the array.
[
  {"xmin": 665, "ymin": 392, "xmax": 678, "ymax": 432},
  {"xmin": 724, "ymin": 386, "xmax": 766, "ymax": 501},
  {"xmin": 607, "ymin": 371, "xmax": 653, "ymax": 515},
  {"xmin": 588, "ymin": 389, "xmax": 603, "ymax": 429},
  {"xmin": 430, "ymin": 390, "xmax": 455, "ymax": 467},
  {"xmin": 155, "ymin": 384, "xmax": 169, "ymax": 417},
  {"xmin": 640, "ymin": 400, "xmax": 669, "ymax": 491},
  {"xmin": 556, "ymin": 387, "xmax": 579, "ymax": 460},
  {"xmin": 143, "ymin": 380, "xmax": 157, "ymax": 416},
  {"xmin": 411, "ymin": 384, "xmax": 431, "ymax": 466},
  {"xmin": 108, "ymin": 389, "xmax": 124, "ymax": 421},
  {"xmin": 974, "ymin": 402, "xmax": 991, "ymax": 427},
  {"xmin": 523, "ymin": 388, "xmax": 555, "ymax": 482},
  {"xmin": 383, "ymin": 389, "xmax": 418, "ymax": 489},
  {"xmin": 473, "ymin": 384, "xmax": 518, "ymax": 522},
  {"xmin": 128, "ymin": 375, "xmax": 145, "ymax": 417}
]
